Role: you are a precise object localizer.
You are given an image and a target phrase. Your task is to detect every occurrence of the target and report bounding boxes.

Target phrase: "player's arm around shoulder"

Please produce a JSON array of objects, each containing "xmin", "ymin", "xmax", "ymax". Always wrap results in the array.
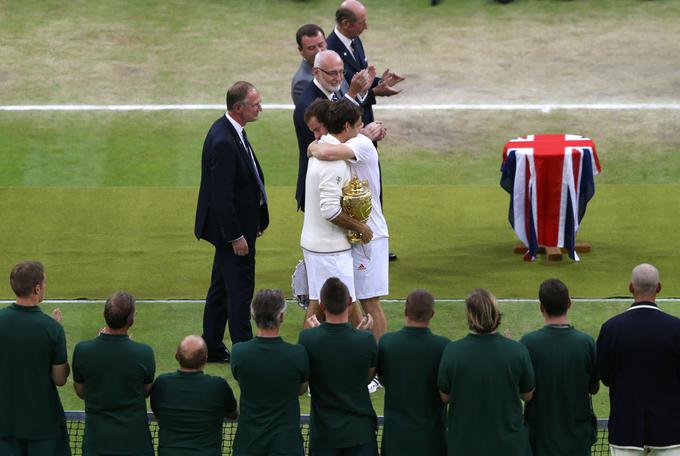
[{"xmin": 309, "ymin": 141, "xmax": 356, "ymax": 161}]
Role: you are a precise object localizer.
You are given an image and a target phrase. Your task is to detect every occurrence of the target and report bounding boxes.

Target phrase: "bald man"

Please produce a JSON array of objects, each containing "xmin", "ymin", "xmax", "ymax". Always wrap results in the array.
[
  {"xmin": 597, "ymin": 264, "xmax": 680, "ymax": 455},
  {"xmin": 294, "ymin": 49, "xmax": 371, "ymax": 211},
  {"xmin": 151, "ymin": 335, "xmax": 238, "ymax": 456},
  {"xmin": 326, "ymin": 0, "xmax": 404, "ymax": 127}
]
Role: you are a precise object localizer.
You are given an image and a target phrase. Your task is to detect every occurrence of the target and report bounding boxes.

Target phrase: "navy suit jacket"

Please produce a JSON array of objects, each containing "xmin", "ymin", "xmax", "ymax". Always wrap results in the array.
[
  {"xmin": 326, "ymin": 31, "xmax": 379, "ymax": 125},
  {"xmin": 293, "ymin": 82, "xmax": 328, "ymax": 211},
  {"xmin": 195, "ymin": 115, "xmax": 269, "ymax": 248},
  {"xmin": 597, "ymin": 302, "xmax": 680, "ymax": 448}
]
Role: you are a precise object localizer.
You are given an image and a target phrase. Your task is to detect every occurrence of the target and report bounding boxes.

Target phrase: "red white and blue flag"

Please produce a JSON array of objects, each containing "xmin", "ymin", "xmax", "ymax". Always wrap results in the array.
[{"xmin": 500, "ymin": 134, "xmax": 601, "ymax": 261}]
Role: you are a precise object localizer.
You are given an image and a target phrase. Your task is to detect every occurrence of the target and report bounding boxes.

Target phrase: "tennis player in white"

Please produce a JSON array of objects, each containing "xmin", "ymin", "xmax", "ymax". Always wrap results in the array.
[
  {"xmin": 308, "ymin": 106, "xmax": 389, "ymax": 344},
  {"xmin": 300, "ymin": 100, "xmax": 374, "ymax": 328}
]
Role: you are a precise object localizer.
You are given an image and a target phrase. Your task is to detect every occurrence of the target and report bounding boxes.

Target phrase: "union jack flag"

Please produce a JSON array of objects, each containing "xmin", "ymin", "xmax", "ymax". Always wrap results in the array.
[{"xmin": 500, "ymin": 134, "xmax": 601, "ymax": 261}]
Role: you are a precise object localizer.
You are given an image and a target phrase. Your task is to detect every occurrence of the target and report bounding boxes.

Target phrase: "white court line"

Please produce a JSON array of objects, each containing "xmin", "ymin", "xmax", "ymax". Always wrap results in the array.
[
  {"xmin": 3, "ymin": 103, "xmax": 680, "ymax": 113},
  {"xmin": 2, "ymin": 298, "xmax": 680, "ymax": 304}
]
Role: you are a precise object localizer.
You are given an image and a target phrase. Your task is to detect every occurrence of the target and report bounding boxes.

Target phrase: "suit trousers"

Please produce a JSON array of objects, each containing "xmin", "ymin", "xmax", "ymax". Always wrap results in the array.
[{"xmin": 202, "ymin": 242, "xmax": 255, "ymax": 351}]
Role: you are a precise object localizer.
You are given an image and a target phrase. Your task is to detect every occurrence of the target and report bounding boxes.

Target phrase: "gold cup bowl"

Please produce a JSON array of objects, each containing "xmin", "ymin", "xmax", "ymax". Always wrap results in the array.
[{"xmin": 341, "ymin": 176, "xmax": 372, "ymax": 244}]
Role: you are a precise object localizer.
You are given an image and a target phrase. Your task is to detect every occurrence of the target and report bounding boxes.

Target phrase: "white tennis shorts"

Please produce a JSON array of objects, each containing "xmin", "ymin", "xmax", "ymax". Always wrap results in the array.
[
  {"xmin": 352, "ymin": 237, "xmax": 389, "ymax": 300},
  {"xmin": 303, "ymin": 249, "xmax": 355, "ymax": 301}
]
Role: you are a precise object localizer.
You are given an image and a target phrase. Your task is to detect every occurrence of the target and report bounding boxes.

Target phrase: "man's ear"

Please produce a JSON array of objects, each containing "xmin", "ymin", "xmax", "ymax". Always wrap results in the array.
[{"xmin": 629, "ymin": 283, "xmax": 635, "ymax": 295}]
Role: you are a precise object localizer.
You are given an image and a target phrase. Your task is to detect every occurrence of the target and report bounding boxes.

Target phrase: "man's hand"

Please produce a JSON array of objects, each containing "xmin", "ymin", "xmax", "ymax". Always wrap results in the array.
[
  {"xmin": 348, "ymin": 70, "xmax": 371, "ymax": 99},
  {"xmin": 382, "ymin": 69, "xmax": 405, "ymax": 87},
  {"xmin": 358, "ymin": 223, "xmax": 373, "ymax": 243},
  {"xmin": 305, "ymin": 314, "xmax": 321, "ymax": 328},
  {"xmin": 51, "ymin": 308, "xmax": 63, "ymax": 323},
  {"xmin": 360, "ymin": 121, "xmax": 386, "ymax": 142},
  {"xmin": 373, "ymin": 80, "xmax": 402, "ymax": 97},
  {"xmin": 373, "ymin": 69, "xmax": 404, "ymax": 97},
  {"xmin": 357, "ymin": 313, "xmax": 374, "ymax": 331},
  {"xmin": 232, "ymin": 237, "xmax": 249, "ymax": 256}
]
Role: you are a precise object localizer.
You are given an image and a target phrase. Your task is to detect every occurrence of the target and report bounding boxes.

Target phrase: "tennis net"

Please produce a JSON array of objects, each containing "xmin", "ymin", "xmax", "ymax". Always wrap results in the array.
[{"xmin": 65, "ymin": 412, "xmax": 610, "ymax": 455}]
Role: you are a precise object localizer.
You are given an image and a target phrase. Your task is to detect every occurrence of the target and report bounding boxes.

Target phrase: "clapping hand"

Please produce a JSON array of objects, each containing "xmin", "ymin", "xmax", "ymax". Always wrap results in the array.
[
  {"xmin": 305, "ymin": 314, "xmax": 321, "ymax": 328},
  {"xmin": 357, "ymin": 313, "xmax": 374, "ymax": 331},
  {"xmin": 373, "ymin": 69, "xmax": 404, "ymax": 97},
  {"xmin": 51, "ymin": 308, "xmax": 63, "ymax": 323},
  {"xmin": 361, "ymin": 121, "xmax": 387, "ymax": 142}
]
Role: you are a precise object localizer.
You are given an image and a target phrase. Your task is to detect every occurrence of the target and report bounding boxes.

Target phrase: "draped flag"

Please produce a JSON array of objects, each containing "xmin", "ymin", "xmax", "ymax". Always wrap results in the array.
[{"xmin": 500, "ymin": 134, "xmax": 601, "ymax": 261}]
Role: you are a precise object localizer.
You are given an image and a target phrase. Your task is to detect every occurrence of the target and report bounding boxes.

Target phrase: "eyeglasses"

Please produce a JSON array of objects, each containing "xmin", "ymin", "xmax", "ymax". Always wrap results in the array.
[{"xmin": 316, "ymin": 68, "xmax": 344, "ymax": 78}]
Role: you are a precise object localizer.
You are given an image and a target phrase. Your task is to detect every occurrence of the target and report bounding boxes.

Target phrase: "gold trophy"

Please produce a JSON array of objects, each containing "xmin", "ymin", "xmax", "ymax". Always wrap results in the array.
[{"xmin": 341, "ymin": 176, "xmax": 372, "ymax": 244}]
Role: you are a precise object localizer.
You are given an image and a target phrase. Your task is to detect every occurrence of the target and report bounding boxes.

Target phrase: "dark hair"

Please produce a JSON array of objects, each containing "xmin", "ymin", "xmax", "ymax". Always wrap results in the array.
[
  {"xmin": 251, "ymin": 289, "xmax": 287, "ymax": 329},
  {"xmin": 336, "ymin": 6, "xmax": 357, "ymax": 24},
  {"xmin": 226, "ymin": 81, "xmax": 255, "ymax": 111},
  {"xmin": 176, "ymin": 336, "xmax": 208, "ymax": 369},
  {"xmin": 296, "ymin": 24, "xmax": 325, "ymax": 48},
  {"xmin": 104, "ymin": 291, "xmax": 136, "ymax": 329},
  {"xmin": 10, "ymin": 261, "xmax": 45, "ymax": 298},
  {"xmin": 539, "ymin": 278, "xmax": 570, "ymax": 317},
  {"xmin": 320, "ymin": 277, "xmax": 350, "ymax": 315},
  {"xmin": 324, "ymin": 99, "xmax": 362, "ymax": 134},
  {"xmin": 304, "ymin": 98, "xmax": 332, "ymax": 124},
  {"xmin": 405, "ymin": 288, "xmax": 435, "ymax": 322},
  {"xmin": 465, "ymin": 288, "xmax": 501, "ymax": 334}
]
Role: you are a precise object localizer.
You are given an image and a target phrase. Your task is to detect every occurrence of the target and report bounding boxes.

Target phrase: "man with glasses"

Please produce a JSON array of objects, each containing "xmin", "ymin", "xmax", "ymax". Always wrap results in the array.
[
  {"xmin": 195, "ymin": 81, "xmax": 269, "ymax": 361},
  {"xmin": 293, "ymin": 50, "xmax": 380, "ymax": 212}
]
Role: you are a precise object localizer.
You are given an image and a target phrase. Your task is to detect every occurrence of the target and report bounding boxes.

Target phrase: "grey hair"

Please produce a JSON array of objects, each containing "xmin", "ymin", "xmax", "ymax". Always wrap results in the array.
[
  {"xmin": 631, "ymin": 263, "xmax": 659, "ymax": 295},
  {"xmin": 313, "ymin": 50, "xmax": 340, "ymax": 68},
  {"xmin": 250, "ymin": 289, "xmax": 287, "ymax": 329}
]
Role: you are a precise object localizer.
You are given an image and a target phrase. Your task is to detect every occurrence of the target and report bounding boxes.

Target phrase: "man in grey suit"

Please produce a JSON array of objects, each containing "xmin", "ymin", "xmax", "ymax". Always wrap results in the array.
[{"xmin": 291, "ymin": 24, "xmax": 338, "ymax": 104}]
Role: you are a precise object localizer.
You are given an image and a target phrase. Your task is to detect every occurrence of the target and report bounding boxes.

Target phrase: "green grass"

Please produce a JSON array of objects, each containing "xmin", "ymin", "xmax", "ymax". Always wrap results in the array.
[
  {"xmin": 2, "ymin": 184, "xmax": 680, "ymax": 299},
  {"xmin": 42, "ymin": 298, "xmax": 680, "ymax": 416}
]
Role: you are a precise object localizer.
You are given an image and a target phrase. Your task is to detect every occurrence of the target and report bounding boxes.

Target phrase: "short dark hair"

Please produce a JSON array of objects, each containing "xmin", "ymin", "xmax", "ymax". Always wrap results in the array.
[
  {"xmin": 104, "ymin": 291, "xmax": 136, "ymax": 329},
  {"xmin": 320, "ymin": 277, "xmax": 350, "ymax": 315},
  {"xmin": 539, "ymin": 279, "xmax": 570, "ymax": 317},
  {"xmin": 324, "ymin": 100, "xmax": 362, "ymax": 134},
  {"xmin": 296, "ymin": 24, "xmax": 325, "ymax": 48},
  {"xmin": 304, "ymin": 98, "xmax": 332, "ymax": 124},
  {"xmin": 251, "ymin": 289, "xmax": 286, "ymax": 329},
  {"xmin": 10, "ymin": 261, "xmax": 45, "ymax": 298},
  {"xmin": 405, "ymin": 288, "xmax": 435, "ymax": 322},
  {"xmin": 336, "ymin": 6, "xmax": 357, "ymax": 24},
  {"xmin": 226, "ymin": 81, "xmax": 255, "ymax": 111},
  {"xmin": 465, "ymin": 288, "xmax": 501, "ymax": 334},
  {"xmin": 176, "ymin": 336, "xmax": 208, "ymax": 369}
]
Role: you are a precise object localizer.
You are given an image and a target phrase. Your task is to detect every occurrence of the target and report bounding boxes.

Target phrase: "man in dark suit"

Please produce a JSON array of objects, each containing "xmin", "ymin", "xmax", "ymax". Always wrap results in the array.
[
  {"xmin": 597, "ymin": 264, "xmax": 680, "ymax": 455},
  {"xmin": 195, "ymin": 81, "xmax": 269, "ymax": 362},
  {"xmin": 326, "ymin": 0, "xmax": 404, "ymax": 127},
  {"xmin": 293, "ymin": 50, "xmax": 379, "ymax": 212}
]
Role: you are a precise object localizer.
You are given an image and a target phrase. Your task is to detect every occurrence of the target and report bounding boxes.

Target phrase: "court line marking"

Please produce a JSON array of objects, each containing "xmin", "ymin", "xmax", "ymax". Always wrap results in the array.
[
  {"xmin": 3, "ymin": 103, "xmax": 680, "ymax": 113},
  {"xmin": 3, "ymin": 298, "xmax": 680, "ymax": 304}
]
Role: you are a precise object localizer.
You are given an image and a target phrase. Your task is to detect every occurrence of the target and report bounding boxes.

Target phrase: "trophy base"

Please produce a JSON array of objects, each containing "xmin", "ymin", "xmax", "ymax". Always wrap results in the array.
[{"xmin": 347, "ymin": 230, "xmax": 364, "ymax": 244}]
